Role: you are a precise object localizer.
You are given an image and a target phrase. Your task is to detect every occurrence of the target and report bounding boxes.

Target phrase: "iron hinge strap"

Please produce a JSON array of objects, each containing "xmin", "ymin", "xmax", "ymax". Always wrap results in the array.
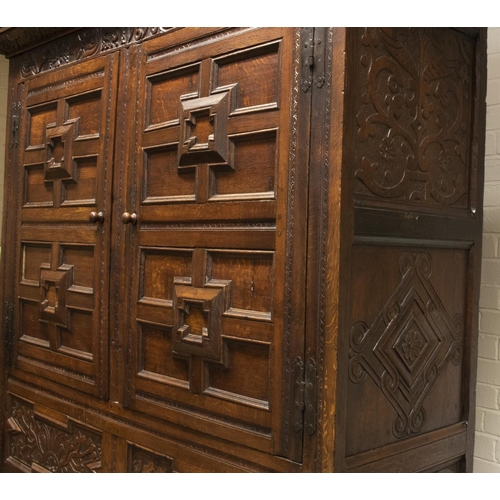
[
  {"xmin": 9, "ymin": 101, "xmax": 20, "ymax": 150},
  {"xmin": 300, "ymin": 28, "xmax": 326, "ymax": 92},
  {"xmin": 292, "ymin": 356, "xmax": 318, "ymax": 435}
]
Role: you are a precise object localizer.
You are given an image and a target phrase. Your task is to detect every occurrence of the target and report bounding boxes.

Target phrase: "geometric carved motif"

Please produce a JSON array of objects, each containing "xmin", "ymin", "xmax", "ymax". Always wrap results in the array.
[
  {"xmin": 354, "ymin": 28, "xmax": 473, "ymax": 207},
  {"xmin": 179, "ymin": 91, "xmax": 232, "ymax": 169},
  {"xmin": 7, "ymin": 397, "xmax": 102, "ymax": 472},
  {"xmin": 45, "ymin": 119, "xmax": 79, "ymax": 181},
  {"xmin": 348, "ymin": 252, "xmax": 464, "ymax": 438},
  {"xmin": 172, "ymin": 279, "xmax": 231, "ymax": 382},
  {"xmin": 39, "ymin": 267, "xmax": 73, "ymax": 328}
]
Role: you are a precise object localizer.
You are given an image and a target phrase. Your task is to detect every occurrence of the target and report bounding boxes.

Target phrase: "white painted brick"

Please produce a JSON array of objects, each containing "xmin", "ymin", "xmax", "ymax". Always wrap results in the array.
[
  {"xmin": 487, "ymin": 79, "xmax": 500, "ymax": 106},
  {"xmin": 484, "ymin": 410, "xmax": 500, "ymax": 436},
  {"xmin": 481, "ymin": 260, "xmax": 500, "ymax": 285},
  {"xmin": 474, "ymin": 457, "xmax": 500, "ymax": 472},
  {"xmin": 482, "ymin": 235, "xmax": 498, "ymax": 258},
  {"xmin": 483, "ymin": 207, "xmax": 500, "ymax": 233},
  {"xmin": 478, "ymin": 358, "xmax": 500, "ymax": 385},
  {"xmin": 477, "ymin": 407, "xmax": 486, "ymax": 431},
  {"xmin": 486, "ymin": 131, "xmax": 498, "ymax": 156},
  {"xmin": 485, "ymin": 158, "xmax": 500, "ymax": 181},
  {"xmin": 484, "ymin": 184, "xmax": 500, "ymax": 206},
  {"xmin": 489, "ymin": 54, "xmax": 500, "ymax": 80},
  {"xmin": 477, "ymin": 383, "xmax": 499, "ymax": 409},
  {"xmin": 488, "ymin": 29, "xmax": 500, "ymax": 55},
  {"xmin": 486, "ymin": 104, "xmax": 500, "ymax": 131},
  {"xmin": 480, "ymin": 285, "xmax": 500, "ymax": 309},
  {"xmin": 480, "ymin": 309, "xmax": 500, "ymax": 334},
  {"xmin": 478, "ymin": 334, "xmax": 499, "ymax": 359},
  {"xmin": 475, "ymin": 432, "xmax": 496, "ymax": 460}
]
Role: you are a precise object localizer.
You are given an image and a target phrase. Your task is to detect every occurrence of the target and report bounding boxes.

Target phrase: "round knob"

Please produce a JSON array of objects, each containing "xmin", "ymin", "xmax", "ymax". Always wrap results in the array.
[
  {"xmin": 121, "ymin": 212, "xmax": 138, "ymax": 225},
  {"xmin": 89, "ymin": 211, "xmax": 104, "ymax": 223}
]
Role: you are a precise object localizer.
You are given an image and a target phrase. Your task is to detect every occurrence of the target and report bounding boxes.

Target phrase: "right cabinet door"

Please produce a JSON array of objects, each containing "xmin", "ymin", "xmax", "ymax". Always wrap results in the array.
[{"xmin": 115, "ymin": 28, "xmax": 309, "ymax": 460}]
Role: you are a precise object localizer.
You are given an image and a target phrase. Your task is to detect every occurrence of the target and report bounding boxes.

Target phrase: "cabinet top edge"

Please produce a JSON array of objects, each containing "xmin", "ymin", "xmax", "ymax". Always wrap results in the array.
[{"xmin": 0, "ymin": 27, "xmax": 79, "ymax": 57}]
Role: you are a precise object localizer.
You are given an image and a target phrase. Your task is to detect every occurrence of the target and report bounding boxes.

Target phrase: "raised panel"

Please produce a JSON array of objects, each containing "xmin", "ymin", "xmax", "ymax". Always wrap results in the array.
[
  {"xmin": 62, "ymin": 156, "xmax": 98, "ymax": 205},
  {"xmin": 27, "ymin": 103, "xmax": 57, "ymax": 148},
  {"xmin": 138, "ymin": 323, "xmax": 190, "ymax": 384},
  {"xmin": 208, "ymin": 250, "xmax": 274, "ymax": 317},
  {"xmin": 20, "ymin": 300, "xmax": 49, "ymax": 345},
  {"xmin": 21, "ymin": 242, "xmax": 51, "ymax": 283},
  {"xmin": 140, "ymin": 248, "xmax": 193, "ymax": 303},
  {"xmin": 24, "ymin": 164, "xmax": 54, "ymax": 207},
  {"xmin": 345, "ymin": 246, "xmax": 466, "ymax": 457},
  {"xmin": 142, "ymin": 145, "xmax": 196, "ymax": 203},
  {"xmin": 213, "ymin": 130, "xmax": 277, "ymax": 200},
  {"xmin": 207, "ymin": 339, "xmax": 270, "ymax": 406},
  {"xmin": 59, "ymin": 310, "xmax": 94, "ymax": 357},
  {"xmin": 213, "ymin": 42, "xmax": 280, "ymax": 112},
  {"xmin": 61, "ymin": 244, "xmax": 95, "ymax": 290},
  {"xmin": 146, "ymin": 64, "xmax": 201, "ymax": 129},
  {"xmin": 67, "ymin": 90, "xmax": 102, "ymax": 138}
]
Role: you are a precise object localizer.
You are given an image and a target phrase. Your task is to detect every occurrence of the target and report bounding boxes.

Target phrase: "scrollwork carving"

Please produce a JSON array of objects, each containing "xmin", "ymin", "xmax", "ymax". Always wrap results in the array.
[
  {"xmin": 7, "ymin": 397, "xmax": 102, "ymax": 472},
  {"xmin": 18, "ymin": 28, "xmax": 168, "ymax": 79},
  {"xmin": 354, "ymin": 28, "xmax": 474, "ymax": 208},
  {"xmin": 348, "ymin": 251, "xmax": 464, "ymax": 439}
]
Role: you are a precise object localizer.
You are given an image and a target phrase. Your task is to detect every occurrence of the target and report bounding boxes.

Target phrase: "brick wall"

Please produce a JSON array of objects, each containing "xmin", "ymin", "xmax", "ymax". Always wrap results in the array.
[
  {"xmin": 0, "ymin": 54, "xmax": 8, "ymax": 244},
  {"xmin": 475, "ymin": 27, "xmax": 500, "ymax": 473}
]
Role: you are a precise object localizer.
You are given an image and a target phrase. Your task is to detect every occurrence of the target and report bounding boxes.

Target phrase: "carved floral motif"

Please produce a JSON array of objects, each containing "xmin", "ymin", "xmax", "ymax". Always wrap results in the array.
[
  {"xmin": 7, "ymin": 398, "xmax": 102, "ymax": 472},
  {"xmin": 348, "ymin": 252, "xmax": 464, "ymax": 438},
  {"xmin": 20, "ymin": 28, "xmax": 168, "ymax": 78},
  {"xmin": 130, "ymin": 445, "xmax": 173, "ymax": 473},
  {"xmin": 354, "ymin": 28, "xmax": 474, "ymax": 207}
]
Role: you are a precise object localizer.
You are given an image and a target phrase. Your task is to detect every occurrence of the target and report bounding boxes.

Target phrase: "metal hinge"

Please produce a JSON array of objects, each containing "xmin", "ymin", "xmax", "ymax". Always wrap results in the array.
[
  {"xmin": 3, "ymin": 300, "xmax": 14, "ymax": 363},
  {"xmin": 301, "ymin": 28, "xmax": 326, "ymax": 93},
  {"xmin": 292, "ymin": 356, "xmax": 318, "ymax": 435},
  {"xmin": 9, "ymin": 101, "xmax": 20, "ymax": 149}
]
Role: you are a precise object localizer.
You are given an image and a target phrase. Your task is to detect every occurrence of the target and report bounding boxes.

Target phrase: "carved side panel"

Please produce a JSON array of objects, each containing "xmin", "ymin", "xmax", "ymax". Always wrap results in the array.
[
  {"xmin": 345, "ymin": 247, "xmax": 467, "ymax": 457},
  {"xmin": 5, "ymin": 396, "xmax": 102, "ymax": 472},
  {"xmin": 354, "ymin": 28, "xmax": 475, "ymax": 209}
]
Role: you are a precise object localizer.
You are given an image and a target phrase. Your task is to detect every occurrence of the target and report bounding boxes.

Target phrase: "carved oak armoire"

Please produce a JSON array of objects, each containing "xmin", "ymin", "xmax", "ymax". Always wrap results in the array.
[{"xmin": 0, "ymin": 27, "xmax": 487, "ymax": 473}]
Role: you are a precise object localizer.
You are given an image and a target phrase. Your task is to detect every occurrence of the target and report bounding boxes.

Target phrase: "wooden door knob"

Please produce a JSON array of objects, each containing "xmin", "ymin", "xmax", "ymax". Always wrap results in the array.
[
  {"xmin": 121, "ymin": 212, "xmax": 138, "ymax": 225},
  {"xmin": 89, "ymin": 211, "xmax": 104, "ymax": 223}
]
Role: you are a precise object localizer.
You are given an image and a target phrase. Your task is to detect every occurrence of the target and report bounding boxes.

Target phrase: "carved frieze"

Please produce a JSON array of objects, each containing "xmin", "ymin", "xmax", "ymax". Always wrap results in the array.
[
  {"xmin": 354, "ymin": 28, "xmax": 474, "ymax": 208},
  {"xmin": 348, "ymin": 252, "xmax": 464, "ymax": 438},
  {"xmin": 18, "ymin": 28, "xmax": 170, "ymax": 78}
]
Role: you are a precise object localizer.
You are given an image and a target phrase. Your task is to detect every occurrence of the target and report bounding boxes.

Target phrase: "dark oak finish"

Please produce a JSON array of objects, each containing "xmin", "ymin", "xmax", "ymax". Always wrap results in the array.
[{"xmin": 0, "ymin": 27, "xmax": 486, "ymax": 472}]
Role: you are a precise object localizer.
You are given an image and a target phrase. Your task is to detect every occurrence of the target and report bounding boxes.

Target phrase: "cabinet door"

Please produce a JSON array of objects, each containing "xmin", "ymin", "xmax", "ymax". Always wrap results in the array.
[
  {"xmin": 12, "ymin": 54, "xmax": 119, "ymax": 398},
  {"xmin": 116, "ymin": 28, "xmax": 308, "ymax": 459}
]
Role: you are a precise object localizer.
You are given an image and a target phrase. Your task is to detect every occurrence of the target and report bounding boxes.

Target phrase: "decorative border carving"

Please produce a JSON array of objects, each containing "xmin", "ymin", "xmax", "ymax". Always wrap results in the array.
[
  {"xmin": 17, "ymin": 28, "xmax": 170, "ymax": 79},
  {"xmin": 348, "ymin": 252, "xmax": 464, "ymax": 439}
]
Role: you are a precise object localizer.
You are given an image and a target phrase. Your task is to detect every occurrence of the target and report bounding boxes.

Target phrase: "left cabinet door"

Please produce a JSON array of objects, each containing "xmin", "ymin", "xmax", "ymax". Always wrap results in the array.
[{"xmin": 11, "ymin": 53, "xmax": 119, "ymax": 398}]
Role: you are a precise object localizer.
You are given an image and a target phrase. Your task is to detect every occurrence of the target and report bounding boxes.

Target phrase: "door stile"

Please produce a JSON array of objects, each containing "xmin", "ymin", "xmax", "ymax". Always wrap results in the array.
[
  {"xmin": 109, "ymin": 44, "xmax": 138, "ymax": 406},
  {"xmin": 0, "ymin": 61, "xmax": 24, "ymax": 471},
  {"xmin": 278, "ymin": 27, "xmax": 313, "ymax": 462}
]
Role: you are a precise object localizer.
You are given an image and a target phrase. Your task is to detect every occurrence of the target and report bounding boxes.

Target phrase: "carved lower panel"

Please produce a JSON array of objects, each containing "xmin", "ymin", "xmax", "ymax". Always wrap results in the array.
[
  {"xmin": 6, "ymin": 396, "xmax": 102, "ymax": 472},
  {"xmin": 128, "ymin": 444, "xmax": 173, "ymax": 473},
  {"xmin": 349, "ymin": 251, "xmax": 463, "ymax": 438},
  {"xmin": 354, "ymin": 28, "xmax": 474, "ymax": 208}
]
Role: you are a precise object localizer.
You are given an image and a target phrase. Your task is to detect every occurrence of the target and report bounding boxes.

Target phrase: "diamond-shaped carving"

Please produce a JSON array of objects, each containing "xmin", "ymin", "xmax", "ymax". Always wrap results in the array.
[
  {"xmin": 172, "ymin": 281, "xmax": 230, "ymax": 364},
  {"xmin": 178, "ymin": 92, "xmax": 233, "ymax": 169},
  {"xmin": 45, "ymin": 119, "xmax": 79, "ymax": 181},
  {"xmin": 39, "ymin": 267, "xmax": 73, "ymax": 327},
  {"xmin": 348, "ymin": 252, "xmax": 464, "ymax": 438}
]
